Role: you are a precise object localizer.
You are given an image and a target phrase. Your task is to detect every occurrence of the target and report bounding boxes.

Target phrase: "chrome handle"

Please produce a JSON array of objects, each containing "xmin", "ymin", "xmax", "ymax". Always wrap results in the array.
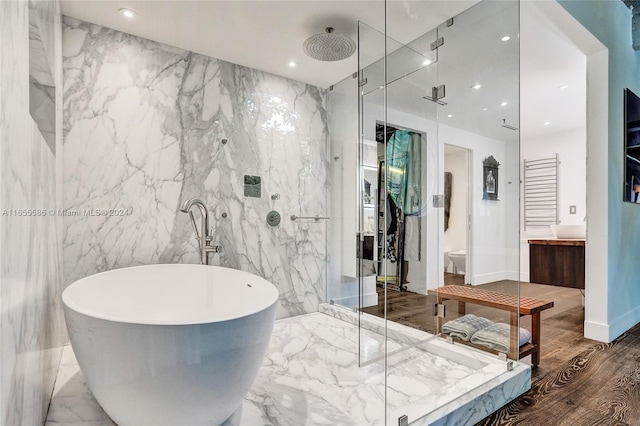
[{"xmin": 290, "ymin": 215, "xmax": 330, "ymax": 221}]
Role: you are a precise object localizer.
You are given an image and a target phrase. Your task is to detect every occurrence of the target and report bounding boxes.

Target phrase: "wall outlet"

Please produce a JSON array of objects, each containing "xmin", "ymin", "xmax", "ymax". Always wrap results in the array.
[{"xmin": 570, "ymin": 205, "xmax": 577, "ymax": 214}]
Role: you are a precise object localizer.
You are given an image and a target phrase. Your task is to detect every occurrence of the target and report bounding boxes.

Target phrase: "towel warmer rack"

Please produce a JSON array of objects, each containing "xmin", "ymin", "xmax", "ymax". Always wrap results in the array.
[{"xmin": 523, "ymin": 155, "xmax": 559, "ymax": 230}]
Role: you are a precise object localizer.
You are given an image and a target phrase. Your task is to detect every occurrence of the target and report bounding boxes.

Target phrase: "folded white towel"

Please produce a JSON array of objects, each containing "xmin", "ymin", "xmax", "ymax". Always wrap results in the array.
[
  {"xmin": 470, "ymin": 323, "xmax": 531, "ymax": 353},
  {"xmin": 441, "ymin": 314, "xmax": 495, "ymax": 341}
]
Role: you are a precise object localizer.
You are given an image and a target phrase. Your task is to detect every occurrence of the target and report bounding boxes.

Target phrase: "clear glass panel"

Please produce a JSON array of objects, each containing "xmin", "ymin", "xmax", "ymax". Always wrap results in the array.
[
  {"xmin": 383, "ymin": 35, "xmax": 439, "ymax": 332},
  {"xmin": 356, "ymin": 20, "xmax": 440, "ymax": 363},
  {"xmin": 327, "ymin": 74, "xmax": 359, "ymax": 307},
  {"xmin": 382, "ymin": 1, "xmax": 521, "ymax": 424},
  {"xmin": 435, "ymin": 0, "xmax": 521, "ymax": 360},
  {"xmin": 357, "ymin": 21, "xmax": 393, "ymax": 368}
]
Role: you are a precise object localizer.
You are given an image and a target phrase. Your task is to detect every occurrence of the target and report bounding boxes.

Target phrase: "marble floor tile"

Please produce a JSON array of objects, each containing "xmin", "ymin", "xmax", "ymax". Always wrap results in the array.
[
  {"xmin": 46, "ymin": 312, "xmax": 530, "ymax": 426},
  {"xmin": 45, "ymin": 347, "xmax": 115, "ymax": 426}
]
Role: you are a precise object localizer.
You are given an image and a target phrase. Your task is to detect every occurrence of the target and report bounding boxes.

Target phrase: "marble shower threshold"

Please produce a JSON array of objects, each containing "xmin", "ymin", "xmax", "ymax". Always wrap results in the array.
[{"xmin": 46, "ymin": 310, "xmax": 530, "ymax": 425}]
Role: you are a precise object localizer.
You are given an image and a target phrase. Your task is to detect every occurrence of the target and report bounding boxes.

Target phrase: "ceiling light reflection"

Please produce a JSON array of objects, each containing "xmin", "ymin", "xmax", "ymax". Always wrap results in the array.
[{"xmin": 119, "ymin": 8, "xmax": 136, "ymax": 19}]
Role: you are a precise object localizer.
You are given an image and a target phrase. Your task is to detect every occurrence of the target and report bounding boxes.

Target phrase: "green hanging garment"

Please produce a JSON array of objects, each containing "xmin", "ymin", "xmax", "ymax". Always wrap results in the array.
[{"xmin": 386, "ymin": 130, "xmax": 422, "ymax": 215}]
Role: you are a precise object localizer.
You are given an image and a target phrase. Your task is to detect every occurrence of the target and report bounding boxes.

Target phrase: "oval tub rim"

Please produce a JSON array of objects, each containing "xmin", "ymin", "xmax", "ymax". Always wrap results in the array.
[{"xmin": 62, "ymin": 264, "xmax": 279, "ymax": 326}]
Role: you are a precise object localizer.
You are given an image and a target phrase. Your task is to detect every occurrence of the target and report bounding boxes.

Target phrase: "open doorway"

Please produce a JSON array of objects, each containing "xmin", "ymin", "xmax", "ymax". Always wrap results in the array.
[
  {"xmin": 514, "ymin": 0, "xmax": 609, "ymax": 369},
  {"xmin": 444, "ymin": 144, "xmax": 471, "ymax": 285}
]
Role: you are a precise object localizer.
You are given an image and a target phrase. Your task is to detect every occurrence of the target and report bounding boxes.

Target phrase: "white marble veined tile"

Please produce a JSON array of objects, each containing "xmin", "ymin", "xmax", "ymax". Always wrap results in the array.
[
  {"xmin": 62, "ymin": 17, "xmax": 328, "ymax": 320},
  {"xmin": 45, "ymin": 346, "xmax": 115, "ymax": 426},
  {"xmin": 47, "ymin": 312, "xmax": 530, "ymax": 426},
  {"xmin": 319, "ymin": 303, "xmax": 436, "ymax": 346},
  {"xmin": 1, "ymin": 0, "xmax": 66, "ymax": 424}
]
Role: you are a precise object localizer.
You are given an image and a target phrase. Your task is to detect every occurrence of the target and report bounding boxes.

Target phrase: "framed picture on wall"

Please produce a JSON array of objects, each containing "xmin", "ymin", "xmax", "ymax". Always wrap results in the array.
[
  {"xmin": 624, "ymin": 88, "xmax": 640, "ymax": 203},
  {"xmin": 482, "ymin": 155, "xmax": 500, "ymax": 201}
]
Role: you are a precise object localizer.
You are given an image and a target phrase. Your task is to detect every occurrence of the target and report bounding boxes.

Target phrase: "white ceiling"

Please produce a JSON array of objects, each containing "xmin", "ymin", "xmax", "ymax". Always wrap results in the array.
[
  {"xmin": 60, "ymin": 0, "xmax": 477, "ymax": 89},
  {"xmin": 60, "ymin": 0, "xmax": 586, "ymax": 142},
  {"xmin": 521, "ymin": 1, "xmax": 586, "ymax": 140}
]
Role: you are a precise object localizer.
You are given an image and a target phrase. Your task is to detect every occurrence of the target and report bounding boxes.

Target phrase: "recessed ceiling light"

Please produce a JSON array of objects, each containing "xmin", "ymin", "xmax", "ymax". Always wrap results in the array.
[
  {"xmin": 471, "ymin": 84, "xmax": 482, "ymax": 90},
  {"xmin": 544, "ymin": 121, "xmax": 551, "ymax": 126},
  {"xmin": 482, "ymin": 108, "xmax": 489, "ymax": 111},
  {"xmin": 119, "ymin": 8, "xmax": 137, "ymax": 19},
  {"xmin": 288, "ymin": 60, "xmax": 297, "ymax": 68},
  {"xmin": 447, "ymin": 114, "xmax": 453, "ymax": 118},
  {"xmin": 558, "ymin": 85, "xmax": 569, "ymax": 90},
  {"xmin": 501, "ymin": 36, "xmax": 510, "ymax": 42},
  {"xmin": 500, "ymin": 101, "xmax": 508, "ymax": 107},
  {"xmin": 422, "ymin": 59, "xmax": 433, "ymax": 66}
]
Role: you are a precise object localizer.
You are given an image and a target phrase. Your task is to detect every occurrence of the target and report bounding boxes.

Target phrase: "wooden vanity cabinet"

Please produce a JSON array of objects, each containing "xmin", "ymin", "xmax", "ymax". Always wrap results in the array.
[{"xmin": 528, "ymin": 239, "xmax": 585, "ymax": 289}]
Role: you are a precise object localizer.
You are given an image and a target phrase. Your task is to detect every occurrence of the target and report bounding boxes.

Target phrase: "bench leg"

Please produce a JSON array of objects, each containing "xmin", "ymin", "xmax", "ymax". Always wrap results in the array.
[
  {"xmin": 509, "ymin": 312, "xmax": 518, "ymax": 361},
  {"xmin": 458, "ymin": 301, "xmax": 465, "ymax": 316},
  {"xmin": 531, "ymin": 312, "xmax": 541, "ymax": 366}
]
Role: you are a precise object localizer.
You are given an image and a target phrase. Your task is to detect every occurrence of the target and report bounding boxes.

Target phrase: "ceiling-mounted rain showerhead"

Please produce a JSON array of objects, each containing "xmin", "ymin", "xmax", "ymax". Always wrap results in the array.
[{"xmin": 303, "ymin": 27, "xmax": 356, "ymax": 62}]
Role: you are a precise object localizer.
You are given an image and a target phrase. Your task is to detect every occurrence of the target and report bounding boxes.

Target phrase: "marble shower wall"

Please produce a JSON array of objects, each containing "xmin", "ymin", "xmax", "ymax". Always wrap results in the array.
[
  {"xmin": 62, "ymin": 17, "xmax": 328, "ymax": 318},
  {"xmin": 0, "ymin": 0, "xmax": 65, "ymax": 424}
]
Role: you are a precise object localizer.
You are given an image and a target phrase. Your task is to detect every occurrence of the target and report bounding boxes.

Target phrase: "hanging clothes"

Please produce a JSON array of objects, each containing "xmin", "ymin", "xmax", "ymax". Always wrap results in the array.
[
  {"xmin": 385, "ymin": 192, "xmax": 398, "ymax": 263},
  {"xmin": 386, "ymin": 130, "xmax": 423, "ymax": 263},
  {"xmin": 386, "ymin": 130, "xmax": 422, "ymax": 216}
]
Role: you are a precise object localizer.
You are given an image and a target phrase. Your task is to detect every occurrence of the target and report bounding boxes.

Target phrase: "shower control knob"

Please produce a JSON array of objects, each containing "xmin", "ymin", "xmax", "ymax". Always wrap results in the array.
[{"xmin": 266, "ymin": 211, "xmax": 281, "ymax": 227}]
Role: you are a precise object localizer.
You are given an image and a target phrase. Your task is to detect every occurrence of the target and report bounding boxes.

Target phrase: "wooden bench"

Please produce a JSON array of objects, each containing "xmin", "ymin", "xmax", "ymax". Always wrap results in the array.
[{"xmin": 427, "ymin": 285, "xmax": 554, "ymax": 366}]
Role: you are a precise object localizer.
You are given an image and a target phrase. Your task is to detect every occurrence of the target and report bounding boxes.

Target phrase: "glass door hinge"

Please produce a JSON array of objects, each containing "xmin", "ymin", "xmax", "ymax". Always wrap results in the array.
[
  {"xmin": 430, "ymin": 37, "xmax": 444, "ymax": 51},
  {"xmin": 432, "ymin": 303, "xmax": 446, "ymax": 318}
]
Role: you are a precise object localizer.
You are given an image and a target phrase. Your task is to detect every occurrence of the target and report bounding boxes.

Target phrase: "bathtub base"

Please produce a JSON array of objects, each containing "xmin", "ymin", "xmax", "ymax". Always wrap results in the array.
[{"xmin": 220, "ymin": 405, "xmax": 243, "ymax": 426}]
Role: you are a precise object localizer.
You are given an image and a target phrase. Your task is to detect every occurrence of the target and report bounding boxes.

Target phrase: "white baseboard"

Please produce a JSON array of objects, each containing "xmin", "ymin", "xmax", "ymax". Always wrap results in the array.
[
  {"xmin": 584, "ymin": 320, "xmax": 611, "ymax": 343},
  {"xmin": 603, "ymin": 305, "xmax": 640, "ymax": 342},
  {"xmin": 585, "ymin": 305, "xmax": 640, "ymax": 343},
  {"xmin": 504, "ymin": 270, "xmax": 520, "ymax": 281},
  {"xmin": 330, "ymin": 292, "xmax": 378, "ymax": 309},
  {"xmin": 472, "ymin": 271, "xmax": 515, "ymax": 285}
]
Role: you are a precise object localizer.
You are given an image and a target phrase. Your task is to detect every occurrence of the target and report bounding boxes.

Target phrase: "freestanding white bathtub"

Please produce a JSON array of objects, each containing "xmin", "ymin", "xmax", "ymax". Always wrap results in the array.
[{"xmin": 62, "ymin": 264, "xmax": 279, "ymax": 426}]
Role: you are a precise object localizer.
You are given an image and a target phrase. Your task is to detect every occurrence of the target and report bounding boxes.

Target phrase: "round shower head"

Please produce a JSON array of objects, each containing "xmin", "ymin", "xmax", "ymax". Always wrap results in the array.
[{"xmin": 303, "ymin": 27, "xmax": 356, "ymax": 62}]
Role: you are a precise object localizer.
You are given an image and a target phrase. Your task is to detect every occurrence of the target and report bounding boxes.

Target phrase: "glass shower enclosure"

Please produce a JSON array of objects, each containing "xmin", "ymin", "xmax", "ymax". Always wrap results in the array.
[{"xmin": 329, "ymin": 0, "xmax": 524, "ymax": 423}]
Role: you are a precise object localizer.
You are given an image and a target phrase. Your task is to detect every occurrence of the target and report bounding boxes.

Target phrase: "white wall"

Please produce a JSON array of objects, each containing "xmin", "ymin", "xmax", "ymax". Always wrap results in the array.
[
  {"xmin": 440, "ymin": 125, "xmax": 520, "ymax": 285},
  {"xmin": 357, "ymin": 102, "xmax": 518, "ymax": 291},
  {"xmin": 559, "ymin": 0, "xmax": 640, "ymax": 342},
  {"xmin": 520, "ymin": 127, "xmax": 587, "ymax": 282}
]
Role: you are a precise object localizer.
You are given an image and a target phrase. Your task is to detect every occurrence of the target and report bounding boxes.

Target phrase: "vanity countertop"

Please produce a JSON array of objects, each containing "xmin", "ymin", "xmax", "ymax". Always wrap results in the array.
[{"xmin": 528, "ymin": 238, "xmax": 585, "ymax": 246}]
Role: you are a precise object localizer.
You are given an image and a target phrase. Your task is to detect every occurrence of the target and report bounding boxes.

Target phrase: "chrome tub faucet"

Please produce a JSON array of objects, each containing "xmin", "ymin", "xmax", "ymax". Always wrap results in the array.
[{"xmin": 180, "ymin": 198, "xmax": 222, "ymax": 265}]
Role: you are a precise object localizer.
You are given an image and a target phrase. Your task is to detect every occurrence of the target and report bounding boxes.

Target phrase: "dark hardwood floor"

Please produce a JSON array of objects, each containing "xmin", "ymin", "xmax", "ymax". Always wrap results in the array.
[
  {"xmin": 361, "ymin": 276, "xmax": 640, "ymax": 425},
  {"xmin": 479, "ymin": 322, "xmax": 640, "ymax": 425},
  {"xmin": 362, "ymin": 274, "xmax": 592, "ymax": 379}
]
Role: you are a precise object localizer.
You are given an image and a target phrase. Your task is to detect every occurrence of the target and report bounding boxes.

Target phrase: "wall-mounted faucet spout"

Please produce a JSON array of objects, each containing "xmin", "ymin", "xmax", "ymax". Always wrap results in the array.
[{"xmin": 180, "ymin": 198, "xmax": 221, "ymax": 265}]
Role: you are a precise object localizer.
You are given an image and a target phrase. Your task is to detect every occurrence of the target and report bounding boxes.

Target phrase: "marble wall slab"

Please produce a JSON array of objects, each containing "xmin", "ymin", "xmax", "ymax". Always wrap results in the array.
[
  {"xmin": 62, "ymin": 17, "xmax": 328, "ymax": 319},
  {"xmin": 0, "ymin": 0, "xmax": 65, "ymax": 424}
]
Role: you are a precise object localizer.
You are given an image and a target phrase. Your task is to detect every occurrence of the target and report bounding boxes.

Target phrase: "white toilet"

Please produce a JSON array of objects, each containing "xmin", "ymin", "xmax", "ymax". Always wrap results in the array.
[{"xmin": 449, "ymin": 250, "xmax": 466, "ymax": 274}]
